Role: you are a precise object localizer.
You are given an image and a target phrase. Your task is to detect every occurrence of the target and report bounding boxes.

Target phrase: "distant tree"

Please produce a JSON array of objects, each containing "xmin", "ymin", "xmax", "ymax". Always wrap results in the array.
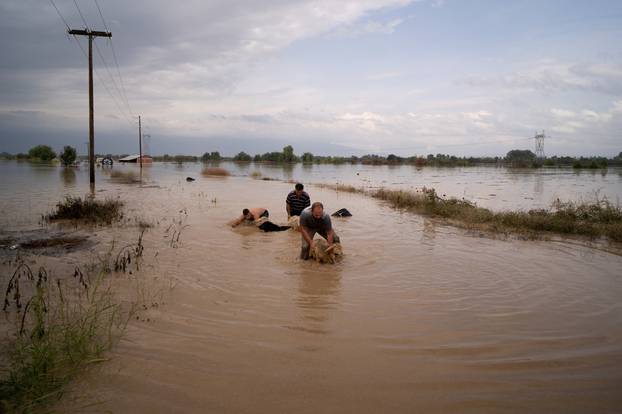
[
  {"xmin": 505, "ymin": 149, "xmax": 536, "ymax": 167},
  {"xmin": 253, "ymin": 154, "xmax": 262, "ymax": 162},
  {"xmin": 282, "ymin": 145, "xmax": 297, "ymax": 163},
  {"xmin": 201, "ymin": 151, "xmax": 221, "ymax": 162},
  {"xmin": 233, "ymin": 151, "xmax": 252, "ymax": 162},
  {"xmin": 301, "ymin": 152, "xmax": 314, "ymax": 163},
  {"xmin": 28, "ymin": 145, "xmax": 56, "ymax": 161},
  {"xmin": 59, "ymin": 146, "xmax": 77, "ymax": 166},
  {"xmin": 259, "ymin": 151, "xmax": 284, "ymax": 162}
]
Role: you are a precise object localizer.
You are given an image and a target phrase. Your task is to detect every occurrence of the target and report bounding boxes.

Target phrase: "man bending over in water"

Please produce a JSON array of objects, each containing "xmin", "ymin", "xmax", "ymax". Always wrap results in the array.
[
  {"xmin": 299, "ymin": 202, "xmax": 340, "ymax": 260},
  {"xmin": 230, "ymin": 207, "xmax": 269, "ymax": 227}
]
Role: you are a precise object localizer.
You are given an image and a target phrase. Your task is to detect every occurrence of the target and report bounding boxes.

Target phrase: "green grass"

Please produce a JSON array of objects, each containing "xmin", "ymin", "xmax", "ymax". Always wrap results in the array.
[
  {"xmin": 1, "ymin": 232, "xmax": 145, "ymax": 412},
  {"xmin": 0, "ymin": 265, "xmax": 131, "ymax": 413},
  {"xmin": 46, "ymin": 196, "xmax": 123, "ymax": 224},
  {"xmin": 372, "ymin": 187, "xmax": 622, "ymax": 241}
]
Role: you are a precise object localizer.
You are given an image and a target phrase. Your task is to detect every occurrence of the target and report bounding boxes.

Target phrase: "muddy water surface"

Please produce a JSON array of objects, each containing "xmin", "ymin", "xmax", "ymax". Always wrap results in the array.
[{"xmin": 1, "ymin": 161, "xmax": 621, "ymax": 413}]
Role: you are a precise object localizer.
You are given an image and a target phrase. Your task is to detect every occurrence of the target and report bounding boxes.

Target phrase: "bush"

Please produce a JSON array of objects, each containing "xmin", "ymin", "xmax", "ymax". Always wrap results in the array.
[
  {"xmin": 46, "ymin": 196, "xmax": 123, "ymax": 224},
  {"xmin": 202, "ymin": 167, "xmax": 230, "ymax": 176},
  {"xmin": 201, "ymin": 151, "xmax": 221, "ymax": 162},
  {"xmin": 233, "ymin": 152, "xmax": 252, "ymax": 162},
  {"xmin": 59, "ymin": 146, "xmax": 77, "ymax": 166},
  {"xmin": 505, "ymin": 149, "xmax": 536, "ymax": 167},
  {"xmin": 28, "ymin": 145, "xmax": 56, "ymax": 161},
  {"xmin": 110, "ymin": 170, "xmax": 141, "ymax": 184}
]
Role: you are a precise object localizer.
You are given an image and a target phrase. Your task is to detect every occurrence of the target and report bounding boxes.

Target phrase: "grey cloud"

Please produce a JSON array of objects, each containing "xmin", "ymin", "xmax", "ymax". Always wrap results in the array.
[{"xmin": 460, "ymin": 62, "xmax": 622, "ymax": 96}]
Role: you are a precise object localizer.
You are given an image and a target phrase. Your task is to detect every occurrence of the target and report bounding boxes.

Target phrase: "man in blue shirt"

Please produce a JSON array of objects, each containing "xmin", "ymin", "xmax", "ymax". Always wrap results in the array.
[
  {"xmin": 299, "ymin": 202, "xmax": 340, "ymax": 260},
  {"xmin": 286, "ymin": 183, "xmax": 311, "ymax": 218}
]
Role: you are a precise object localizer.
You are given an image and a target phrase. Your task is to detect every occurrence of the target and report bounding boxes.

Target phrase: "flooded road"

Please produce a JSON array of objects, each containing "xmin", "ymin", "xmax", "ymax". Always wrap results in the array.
[{"xmin": 1, "ymin": 161, "xmax": 621, "ymax": 413}]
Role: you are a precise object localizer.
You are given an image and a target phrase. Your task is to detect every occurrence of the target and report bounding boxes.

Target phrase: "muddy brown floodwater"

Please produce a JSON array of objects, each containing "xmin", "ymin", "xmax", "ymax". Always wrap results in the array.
[{"xmin": 1, "ymin": 162, "xmax": 621, "ymax": 413}]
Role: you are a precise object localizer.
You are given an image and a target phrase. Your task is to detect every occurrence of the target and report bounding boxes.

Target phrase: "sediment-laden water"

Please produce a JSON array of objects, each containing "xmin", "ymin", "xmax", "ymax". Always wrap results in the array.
[{"xmin": 1, "ymin": 161, "xmax": 621, "ymax": 413}]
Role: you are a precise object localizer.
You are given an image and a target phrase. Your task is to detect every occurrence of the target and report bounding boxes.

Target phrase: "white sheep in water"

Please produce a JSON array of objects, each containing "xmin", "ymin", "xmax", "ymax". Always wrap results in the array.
[
  {"xmin": 289, "ymin": 216, "xmax": 344, "ymax": 263},
  {"xmin": 288, "ymin": 215, "xmax": 301, "ymax": 231},
  {"xmin": 309, "ymin": 238, "xmax": 343, "ymax": 264}
]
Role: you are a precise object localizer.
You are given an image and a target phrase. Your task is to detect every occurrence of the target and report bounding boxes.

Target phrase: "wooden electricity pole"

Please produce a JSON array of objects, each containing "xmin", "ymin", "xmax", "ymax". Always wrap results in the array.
[
  {"xmin": 68, "ymin": 29, "xmax": 112, "ymax": 184},
  {"xmin": 138, "ymin": 115, "xmax": 142, "ymax": 169}
]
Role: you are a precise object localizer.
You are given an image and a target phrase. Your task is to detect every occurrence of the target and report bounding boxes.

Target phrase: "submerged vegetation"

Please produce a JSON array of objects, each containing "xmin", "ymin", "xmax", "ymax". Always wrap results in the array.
[
  {"xmin": 0, "ymin": 229, "xmax": 146, "ymax": 412},
  {"xmin": 321, "ymin": 184, "xmax": 622, "ymax": 242},
  {"xmin": 46, "ymin": 196, "xmax": 123, "ymax": 224},
  {"xmin": 201, "ymin": 167, "xmax": 230, "ymax": 176},
  {"xmin": 109, "ymin": 169, "xmax": 142, "ymax": 184}
]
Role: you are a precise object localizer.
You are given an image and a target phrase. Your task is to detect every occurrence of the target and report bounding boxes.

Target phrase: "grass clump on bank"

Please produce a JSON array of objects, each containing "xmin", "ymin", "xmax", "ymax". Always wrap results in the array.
[
  {"xmin": 0, "ymin": 265, "xmax": 130, "ymax": 412},
  {"xmin": 372, "ymin": 187, "xmax": 622, "ymax": 241},
  {"xmin": 46, "ymin": 196, "xmax": 123, "ymax": 224},
  {"xmin": 201, "ymin": 167, "xmax": 230, "ymax": 177},
  {"xmin": 316, "ymin": 183, "xmax": 359, "ymax": 193},
  {"xmin": 0, "ymin": 233, "xmax": 145, "ymax": 412},
  {"xmin": 316, "ymin": 184, "xmax": 622, "ymax": 242}
]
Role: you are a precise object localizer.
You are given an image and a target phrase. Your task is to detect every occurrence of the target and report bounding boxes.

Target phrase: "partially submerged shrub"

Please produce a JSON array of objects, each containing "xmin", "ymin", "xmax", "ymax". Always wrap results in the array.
[
  {"xmin": 201, "ymin": 167, "xmax": 230, "ymax": 177},
  {"xmin": 47, "ymin": 196, "xmax": 123, "ymax": 224},
  {"xmin": 109, "ymin": 169, "xmax": 141, "ymax": 184},
  {"xmin": 250, "ymin": 171, "xmax": 262, "ymax": 179},
  {"xmin": 316, "ymin": 183, "xmax": 359, "ymax": 193}
]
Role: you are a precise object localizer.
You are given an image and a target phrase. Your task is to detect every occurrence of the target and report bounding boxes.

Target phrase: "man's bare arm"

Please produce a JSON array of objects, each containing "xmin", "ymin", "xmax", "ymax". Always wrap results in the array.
[
  {"xmin": 301, "ymin": 225, "xmax": 314, "ymax": 246},
  {"xmin": 230, "ymin": 215, "xmax": 245, "ymax": 227},
  {"xmin": 327, "ymin": 229, "xmax": 334, "ymax": 246}
]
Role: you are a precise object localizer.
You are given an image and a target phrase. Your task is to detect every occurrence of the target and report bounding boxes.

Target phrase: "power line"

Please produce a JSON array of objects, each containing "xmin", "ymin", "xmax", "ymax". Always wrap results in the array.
[
  {"xmin": 71, "ymin": 35, "xmax": 134, "ymax": 127},
  {"xmin": 47, "ymin": 0, "xmax": 136, "ymax": 134},
  {"xmin": 72, "ymin": 0, "xmax": 89, "ymax": 28},
  {"xmin": 92, "ymin": 38, "xmax": 134, "ymax": 120},
  {"xmin": 93, "ymin": 0, "xmax": 135, "ymax": 117},
  {"xmin": 93, "ymin": 0, "xmax": 109, "ymax": 31},
  {"xmin": 48, "ymin": 0, "xmax": 70, "ymax": 29}
]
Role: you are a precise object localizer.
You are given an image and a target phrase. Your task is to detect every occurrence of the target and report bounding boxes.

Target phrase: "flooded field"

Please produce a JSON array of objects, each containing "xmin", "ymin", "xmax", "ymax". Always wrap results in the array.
[{"xmin": 1, "ymin": 160, "xmax": 622, "ymax": 413}]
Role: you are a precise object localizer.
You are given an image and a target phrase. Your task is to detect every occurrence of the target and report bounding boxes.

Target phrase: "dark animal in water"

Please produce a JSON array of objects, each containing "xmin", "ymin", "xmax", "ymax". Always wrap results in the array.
[
  {"xmin": 332, "ymin": 208, "xmax": 352, "ymax": 217},
  {"xmin": 258, "ymin": 221, "xmax": 290, "ymax": 232},
  {"xmin": 186, "ymin": 177, "xmax": 195, "ymax": 182}
]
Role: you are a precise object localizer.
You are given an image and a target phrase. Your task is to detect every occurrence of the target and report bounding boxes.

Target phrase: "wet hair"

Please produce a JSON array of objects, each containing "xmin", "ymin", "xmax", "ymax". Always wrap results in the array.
[
  {"xmin": 311, "ymin": 202, "xmax": 323, "ymax": 212},
  {"xmin": 242, "ymin": 208, "xmax": 250, "ymax": 216},
  {"xmin": 295, "ymin": 183, "xmax": 304, "ymax": 191}
]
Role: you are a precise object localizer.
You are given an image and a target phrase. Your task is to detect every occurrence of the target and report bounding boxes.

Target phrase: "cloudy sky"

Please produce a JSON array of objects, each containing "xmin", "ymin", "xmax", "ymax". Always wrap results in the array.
[{"xmin": 1, "ymin": 0, "xmax": 621, "ymax": 156}]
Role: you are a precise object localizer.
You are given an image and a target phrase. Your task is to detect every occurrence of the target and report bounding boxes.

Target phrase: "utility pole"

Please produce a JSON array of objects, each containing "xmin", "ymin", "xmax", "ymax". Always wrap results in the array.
[
  {"xmin": 68, "ymin": 28, "xmax": 112, "ymax": 185},
  {"xmin": 138, "ymin": 115, "xmax": 142, "ymax": 169}
]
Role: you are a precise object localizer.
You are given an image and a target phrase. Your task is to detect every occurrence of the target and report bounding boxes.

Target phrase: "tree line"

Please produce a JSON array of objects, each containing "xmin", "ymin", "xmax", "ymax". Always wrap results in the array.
[
  {"xmin": 1, "ymin": 145, "xmax": 77, "ymax": 166},
  {"xmin": 2, "ymin": 145, "xmax": 621, "ymax": 168}
]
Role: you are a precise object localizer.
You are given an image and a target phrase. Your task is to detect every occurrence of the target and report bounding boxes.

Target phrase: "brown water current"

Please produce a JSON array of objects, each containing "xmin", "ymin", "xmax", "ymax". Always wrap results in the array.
[{"xmin": 1, "ymin": 162, "xmax": 622, "ymax": 413}]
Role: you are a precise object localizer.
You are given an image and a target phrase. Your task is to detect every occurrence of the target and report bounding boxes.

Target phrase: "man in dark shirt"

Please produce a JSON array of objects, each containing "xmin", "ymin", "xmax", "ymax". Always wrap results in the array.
[
  {"xmin": 286, "ymin": 183, "xmax": 311, "ymax": 218},
  {"xmin": 299, "ymin": 202, "xmax": 340, "ymax": 260}
]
